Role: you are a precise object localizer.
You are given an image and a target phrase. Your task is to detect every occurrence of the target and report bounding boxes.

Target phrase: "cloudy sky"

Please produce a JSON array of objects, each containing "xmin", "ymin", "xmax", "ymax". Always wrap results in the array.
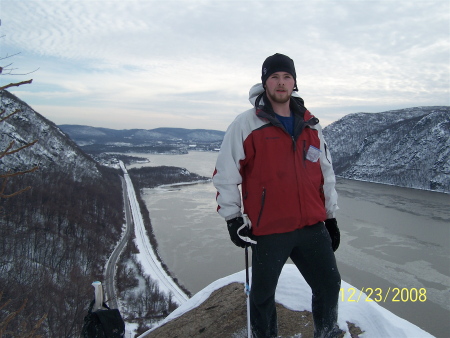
[{"xmin": 1, "ymin": 0, "xmax": 449, "ymax": 131}]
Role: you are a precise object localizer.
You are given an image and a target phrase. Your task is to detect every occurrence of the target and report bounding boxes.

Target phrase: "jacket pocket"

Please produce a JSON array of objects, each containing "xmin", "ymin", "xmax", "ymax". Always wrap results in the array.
[{"xmin": 256, "ymin": 187, "xmax": 266, "ymax": 227}]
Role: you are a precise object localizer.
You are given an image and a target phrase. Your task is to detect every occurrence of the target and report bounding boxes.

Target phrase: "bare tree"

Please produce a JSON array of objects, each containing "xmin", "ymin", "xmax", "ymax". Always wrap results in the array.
[
  {"xmin": 0, "ymin": 293, "xmax": 46, "ymax": 338},
  {"xmin": 0, "ymin": 39, "xmax": 39, "ymax": 82}
]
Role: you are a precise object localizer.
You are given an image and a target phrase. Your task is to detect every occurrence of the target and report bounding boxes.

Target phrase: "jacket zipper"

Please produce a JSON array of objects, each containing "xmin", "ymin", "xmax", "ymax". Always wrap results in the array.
[
  {"xmin": 302, "ymin": 140, "xmax": 307, "ymax": 167},
  {"xmin": 256, "ymin": 187, "xmax": 266, "ymax": 227}
]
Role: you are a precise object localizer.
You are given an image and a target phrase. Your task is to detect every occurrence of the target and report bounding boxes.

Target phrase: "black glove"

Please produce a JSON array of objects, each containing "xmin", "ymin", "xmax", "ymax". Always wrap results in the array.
[
  {"xmin": 227, "ymin": 217, "xmax": 251, "ymax": 248},
  {"xmin": 325, "ymin": 218, "xmax": 340, "ymax": 252}
]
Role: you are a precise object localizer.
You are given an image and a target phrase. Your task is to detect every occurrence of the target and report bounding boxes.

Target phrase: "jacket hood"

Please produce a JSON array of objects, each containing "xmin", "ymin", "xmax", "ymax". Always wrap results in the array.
[{"xmin": 248, "ymin": 83, "xmax": 303, "ymax": 108}]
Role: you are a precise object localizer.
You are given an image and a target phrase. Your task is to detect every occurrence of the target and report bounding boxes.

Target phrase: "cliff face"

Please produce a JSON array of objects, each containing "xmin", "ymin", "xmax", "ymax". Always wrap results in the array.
[
  {"xmin": 1, "ymin": 90, "xmax": 100, "ymax": 180},
  {"xmin": 323, "ymin": 106, "xmax": 450, "ymax": 193}
]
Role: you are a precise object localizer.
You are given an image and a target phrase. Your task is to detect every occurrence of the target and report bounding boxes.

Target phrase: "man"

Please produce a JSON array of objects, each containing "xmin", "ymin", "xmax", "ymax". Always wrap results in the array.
[{"xmin": 212, "ymin": 53, "xmax": 342, "ymax": 338}]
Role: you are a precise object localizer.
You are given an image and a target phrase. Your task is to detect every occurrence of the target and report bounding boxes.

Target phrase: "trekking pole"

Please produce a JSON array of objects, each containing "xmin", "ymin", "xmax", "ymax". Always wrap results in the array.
[
  {"xmin": 245, "ymin": 245, "xmax": 251, "ymax": 338},
  {"xmin": 238, "ymin": 214, "xmax": 256, "ymax": 338}
]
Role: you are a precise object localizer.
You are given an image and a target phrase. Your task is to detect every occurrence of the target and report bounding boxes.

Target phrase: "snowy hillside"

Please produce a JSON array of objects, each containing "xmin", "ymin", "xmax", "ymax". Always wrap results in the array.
[
  {"xmin": 323, "ymin": 106, "xmax": 449, "ymax": 193},
  {"xmin": 0, "ymin": 90, "xmax": 100, "ymax": 179}
]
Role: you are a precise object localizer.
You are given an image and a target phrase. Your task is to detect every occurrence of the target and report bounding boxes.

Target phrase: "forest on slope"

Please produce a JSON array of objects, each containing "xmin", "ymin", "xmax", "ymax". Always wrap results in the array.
[{"xmin": 0, "ymin": 166, "xmax": 124, "ymax": 336}]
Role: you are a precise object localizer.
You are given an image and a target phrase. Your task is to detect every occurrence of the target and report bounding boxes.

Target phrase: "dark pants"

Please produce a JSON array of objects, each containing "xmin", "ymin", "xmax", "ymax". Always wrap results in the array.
[{"xmin": 250, "ymin": 222, "xmax": 341, "ymax": 338}]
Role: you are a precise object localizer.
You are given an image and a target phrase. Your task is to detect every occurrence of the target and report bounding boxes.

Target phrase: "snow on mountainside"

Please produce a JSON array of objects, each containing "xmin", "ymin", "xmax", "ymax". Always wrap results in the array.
[
  {"xmin": 0, "ymin": 90, "xmax": 100, "ymax": 179},
  {"xmin": 323, "ymin": 106, "xmax": 449, "ymax": 193}
]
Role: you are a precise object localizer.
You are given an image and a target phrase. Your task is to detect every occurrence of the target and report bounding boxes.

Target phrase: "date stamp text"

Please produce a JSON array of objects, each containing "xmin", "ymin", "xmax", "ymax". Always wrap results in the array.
[{"xmin": 340, "ymin": 287, "xmax": 427, "ymax": 302}]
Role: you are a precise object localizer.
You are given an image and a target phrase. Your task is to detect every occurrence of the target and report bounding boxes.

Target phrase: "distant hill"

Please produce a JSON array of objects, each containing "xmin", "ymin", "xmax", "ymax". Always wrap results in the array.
[
  {"xmin": 323, "ymin": 106, "xmax": 449, "ymax": 193},
  {"xmin": 59, "ymin": 124, "xmax": 225, "ymax": 146}
]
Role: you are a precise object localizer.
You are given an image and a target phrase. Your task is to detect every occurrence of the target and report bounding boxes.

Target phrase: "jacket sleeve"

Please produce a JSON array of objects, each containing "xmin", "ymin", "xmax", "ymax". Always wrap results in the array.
[
  {"xmin": 316, "ymin": 123, "xmax": 339, "ymax": 218},
  {"xmin": 212, "ymin": 114, "xmax": 248, "ymax": 221}
]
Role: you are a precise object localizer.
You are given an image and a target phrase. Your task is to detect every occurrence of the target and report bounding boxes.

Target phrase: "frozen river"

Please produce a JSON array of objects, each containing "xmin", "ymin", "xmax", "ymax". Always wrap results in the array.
[{"xmin": 127, "ymin": 151, "xmax": 450, "ymax": 337}]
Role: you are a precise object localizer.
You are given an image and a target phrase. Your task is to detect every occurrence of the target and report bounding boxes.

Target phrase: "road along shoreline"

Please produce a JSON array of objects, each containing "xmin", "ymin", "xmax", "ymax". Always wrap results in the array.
[{"xmin": 120, "ymin": 161, "xmax": 189, "ymax": 305}]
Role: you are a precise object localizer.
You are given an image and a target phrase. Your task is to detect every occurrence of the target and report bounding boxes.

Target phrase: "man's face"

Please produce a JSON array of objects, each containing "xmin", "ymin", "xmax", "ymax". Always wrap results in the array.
[{"xmin": 264, "ymin": 71, "xmax": 296, "ymax": 105}]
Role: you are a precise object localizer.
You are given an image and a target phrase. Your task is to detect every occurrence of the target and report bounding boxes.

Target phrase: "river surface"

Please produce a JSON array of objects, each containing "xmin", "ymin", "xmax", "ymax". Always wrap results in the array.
[{"xmin": 127, "ymin": 151, "xmax": 450, "ymax": 337}]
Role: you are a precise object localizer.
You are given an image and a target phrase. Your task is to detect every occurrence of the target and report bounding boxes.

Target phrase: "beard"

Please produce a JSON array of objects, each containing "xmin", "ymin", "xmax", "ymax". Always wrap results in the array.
[{"xmin": 266, "ymin": 88, "xmax": 291, "ymax": 104}]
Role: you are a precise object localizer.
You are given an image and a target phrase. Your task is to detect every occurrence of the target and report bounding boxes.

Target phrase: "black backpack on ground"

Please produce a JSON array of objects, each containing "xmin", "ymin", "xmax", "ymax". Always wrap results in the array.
[{"xmin": 81, "ymin": 300, "xmax": 125, "ymax": 338}]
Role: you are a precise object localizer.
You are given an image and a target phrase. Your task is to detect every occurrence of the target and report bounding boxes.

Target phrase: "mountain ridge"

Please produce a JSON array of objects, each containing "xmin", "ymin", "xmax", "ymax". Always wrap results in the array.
[
  {"xmin": 322, "ymin": 106, "xmax": 449, "ymax": 193},
  {"xmin": 59, "ymin": 124, "xmax": 225, "ymax": 145},
  {"xmin": 59, "ymin": 105, "xmax": 450, "ymax": 193}
]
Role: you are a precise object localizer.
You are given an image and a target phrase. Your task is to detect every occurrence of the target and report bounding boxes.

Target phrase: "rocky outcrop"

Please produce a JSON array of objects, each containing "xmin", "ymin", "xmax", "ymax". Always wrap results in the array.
[{"xmin": 142, "ymin": 283, "xmax": 363, "ymax": 338}]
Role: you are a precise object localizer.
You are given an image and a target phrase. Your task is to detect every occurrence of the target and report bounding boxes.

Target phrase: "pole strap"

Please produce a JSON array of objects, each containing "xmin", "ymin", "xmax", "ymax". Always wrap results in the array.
[{"xmin": 238, "ymin": 214, "xmax": 257, "ymax": 245}]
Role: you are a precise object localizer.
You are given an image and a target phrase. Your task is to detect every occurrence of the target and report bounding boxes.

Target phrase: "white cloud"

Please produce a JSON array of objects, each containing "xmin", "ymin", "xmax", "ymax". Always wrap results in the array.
[{"xmin": 1, "ymin": 0, "xmax": 448, "ymax": 130}]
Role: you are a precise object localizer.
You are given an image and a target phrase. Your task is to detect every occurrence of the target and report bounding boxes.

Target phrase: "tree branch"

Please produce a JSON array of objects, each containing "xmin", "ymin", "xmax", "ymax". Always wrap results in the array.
[
  {"xmin": 0, "ymin": 108, "xmax": 20, "ymax": 123},
  {"xmin": 0, "ymin": 166, "xmax": 39, "ymax": 199},
  {"xmin": 0, "ymin": 139, "xmax": 38, "ymax": 160},
  {"xmin": 2, "ymin": 67, "xmax": 40, "ymax": 76},
  {"xmin": 0, "ymin": 166, "xmax": 39, "ymax": 180},
  {"xmin": 0, "ymin": 79, "xmax": 33, "ymax": 91},
  {"xmin": 0, "ymin": 52, "xmax": 21, "ymax": 61},
  {"xmin": 0, "ymin": 185, "xmax": 32, "ymax": 199}
]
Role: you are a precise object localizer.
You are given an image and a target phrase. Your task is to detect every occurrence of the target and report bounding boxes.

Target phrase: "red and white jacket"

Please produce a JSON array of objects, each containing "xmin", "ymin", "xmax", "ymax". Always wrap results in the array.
[{"xmin": 213, "ymin": 84, "xmax": 338, "ymax": 236}]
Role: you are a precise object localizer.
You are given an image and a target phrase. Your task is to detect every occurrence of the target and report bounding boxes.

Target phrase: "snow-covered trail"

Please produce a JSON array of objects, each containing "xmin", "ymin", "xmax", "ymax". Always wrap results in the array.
[{"xmin": 119, "ymin": 161, "xmax": 189, "ymax": 305}]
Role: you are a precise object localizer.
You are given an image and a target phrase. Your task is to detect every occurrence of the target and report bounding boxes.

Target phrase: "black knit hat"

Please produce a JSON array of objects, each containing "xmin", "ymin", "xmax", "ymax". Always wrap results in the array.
[{"xmin": 261, "ymin": 53, "xmax": 298, "ymax": 91}]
